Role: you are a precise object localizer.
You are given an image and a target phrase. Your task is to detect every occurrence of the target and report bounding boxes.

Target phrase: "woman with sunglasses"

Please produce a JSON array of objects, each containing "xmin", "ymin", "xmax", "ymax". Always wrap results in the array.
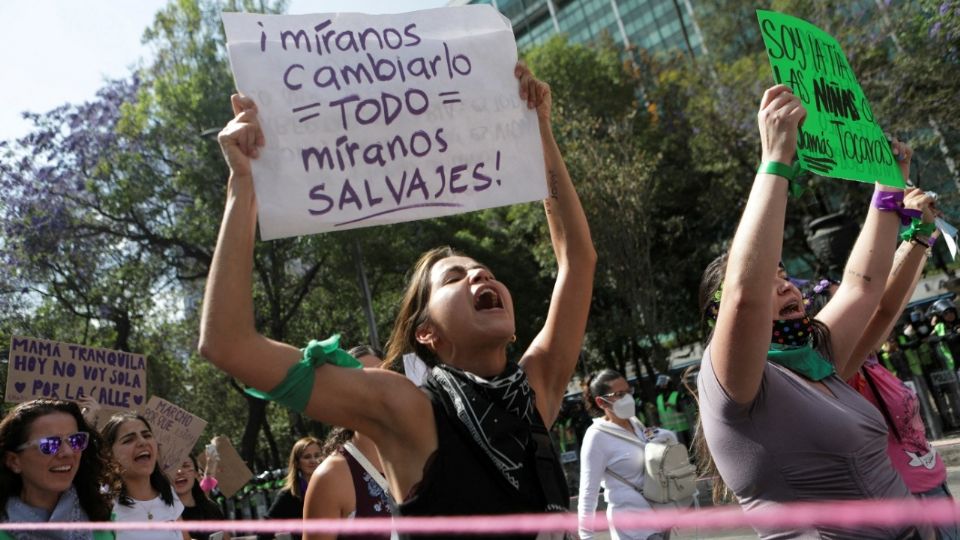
[
  {"xmin": 0, "ymin": 398, "xmax": 115, "ymax": 539},
  {"xmin": 577, "ymin": 369, "xmax": 676, "ymax": 540},
  {"xmin": 101, "ymin": 413, "xmax": 189, "ymax": 540}
]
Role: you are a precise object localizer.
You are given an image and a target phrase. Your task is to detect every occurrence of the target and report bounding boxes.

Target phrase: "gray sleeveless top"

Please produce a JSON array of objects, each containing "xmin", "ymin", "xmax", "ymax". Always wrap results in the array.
[{"xmin": 698, "ymin": 346, "xmax": 914, "ymax": 539}]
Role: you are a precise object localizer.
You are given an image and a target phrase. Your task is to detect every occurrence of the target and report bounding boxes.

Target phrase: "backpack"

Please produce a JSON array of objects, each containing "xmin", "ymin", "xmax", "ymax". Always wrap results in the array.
[{"xmin": 594, "ymin": 423, "xmax": 697, "ymax": 506}]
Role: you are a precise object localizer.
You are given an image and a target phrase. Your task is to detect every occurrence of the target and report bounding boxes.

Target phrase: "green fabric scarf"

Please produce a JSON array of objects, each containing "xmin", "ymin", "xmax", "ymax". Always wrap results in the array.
[{"xmin": 768, "ymin": 343, "xmax": 835, "ymax": 381}]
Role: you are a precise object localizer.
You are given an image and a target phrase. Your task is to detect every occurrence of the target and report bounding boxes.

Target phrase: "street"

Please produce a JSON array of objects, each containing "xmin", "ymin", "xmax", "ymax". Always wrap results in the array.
[{"xmin": 585, "ymin": 466, "xmax": 960, "ymax": 539}]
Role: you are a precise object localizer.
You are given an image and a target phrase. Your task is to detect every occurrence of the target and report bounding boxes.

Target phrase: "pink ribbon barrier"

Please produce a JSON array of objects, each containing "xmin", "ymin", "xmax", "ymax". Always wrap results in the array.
[{"xmin": 1, "ymin": 498, "xmax": 959, "ymax": 535}]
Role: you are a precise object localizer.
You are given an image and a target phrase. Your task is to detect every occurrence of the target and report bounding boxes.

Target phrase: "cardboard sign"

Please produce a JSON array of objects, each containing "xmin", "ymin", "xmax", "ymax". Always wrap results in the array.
[
  {"xmin": 139, "ymin": 396, "xmax": 208, "ymax": 480},
  {"xmin": 197, "ymin": 436, "xmax": 254, "ymax": 498},
  {"xmin": 222, "ymin": 6, "xmax": 547, "ymax": 240},
  {"xmin": 5, "ymin": 336, "xmax": 147, "ymax": 408},
  {"xmin": 756, "ymin": 10, "xmax": 903, "ymax": 187}
]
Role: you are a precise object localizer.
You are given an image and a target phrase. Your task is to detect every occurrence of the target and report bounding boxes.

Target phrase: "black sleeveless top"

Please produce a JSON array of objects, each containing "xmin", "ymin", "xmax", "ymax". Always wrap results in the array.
[{"xmin": 397, "ymin": 381, "xmax": 569, "ymax": 540}]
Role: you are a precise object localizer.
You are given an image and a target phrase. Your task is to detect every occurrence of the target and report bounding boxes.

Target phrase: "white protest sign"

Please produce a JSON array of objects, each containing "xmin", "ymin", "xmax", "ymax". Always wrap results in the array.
[
  {"xmin": 936, "ymin": 217, "xmax": 958, "ymax": 260},
  {"xmin": 222, "ymin": 6, "xmax": 547, "ymax": 240},
  {"xmin": 140, "ymin": 396, "xmax": 208, "ymax": 480},
  {"xmin": 5, "ymin": 336, "xmax": 147, "ymax": 408}
]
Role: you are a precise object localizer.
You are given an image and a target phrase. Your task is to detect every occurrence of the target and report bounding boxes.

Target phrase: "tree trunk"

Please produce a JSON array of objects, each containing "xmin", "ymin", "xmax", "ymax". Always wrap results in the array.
[
  {"xmin": 262, "ymin": 410, "xmax": 281, "ymax": 470},
  {"xmin": 240, "ymin": 395, "xmax": 267, "ymax": 469}
]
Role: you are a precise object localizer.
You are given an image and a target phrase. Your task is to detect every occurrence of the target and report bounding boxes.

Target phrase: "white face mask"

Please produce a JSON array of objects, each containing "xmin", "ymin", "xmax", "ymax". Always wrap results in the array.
[{"xmin": 604, "ymin": 395, "xmax": 636, "ymax": 419}]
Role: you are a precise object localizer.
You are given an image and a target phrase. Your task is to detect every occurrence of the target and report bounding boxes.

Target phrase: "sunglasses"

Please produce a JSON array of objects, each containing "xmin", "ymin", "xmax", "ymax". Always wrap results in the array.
[{"xmin": 16, "ymin": 432, "xmax": 89, "ymax": 455}]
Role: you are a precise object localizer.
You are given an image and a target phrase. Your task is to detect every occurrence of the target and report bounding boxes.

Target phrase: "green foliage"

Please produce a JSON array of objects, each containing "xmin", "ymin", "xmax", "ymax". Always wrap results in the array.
[
  {"xmin": 3, "ymin": 0, "xmax": 957, "ymax": 465},
  {"xmin": 525, "ymin": 35, "xmax": 638, "ymax": 121}
]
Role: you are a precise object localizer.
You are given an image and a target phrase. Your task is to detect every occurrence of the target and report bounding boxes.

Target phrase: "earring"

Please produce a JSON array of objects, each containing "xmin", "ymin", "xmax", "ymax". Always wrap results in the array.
[{"xmin": 510, "ymin": 334, "xmax": 517, "ymax": 343}]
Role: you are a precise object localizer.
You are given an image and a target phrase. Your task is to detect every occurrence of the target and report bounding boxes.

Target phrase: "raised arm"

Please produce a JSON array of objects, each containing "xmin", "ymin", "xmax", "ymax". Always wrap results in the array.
[
  {"xmin": 198, "ymin": 94, "xmax": 301, "ymax": 391},
  {"xmin": 197, "ymin": 96, "xmax": 433, "ymax": 494},
  {"xmin": 841, "ymin": 187, "xmax": 938, "ymax": 380},
  {"xmin": 515, "ymin": 63, "xmax": 597, "ymax": 427},
  {"xmin": 710, "ymin": 85, "xmax": 804, "ymax": 404},
  {"xmin": 817, "ymin": 143, "xmax": 910, "ymax": 376}
]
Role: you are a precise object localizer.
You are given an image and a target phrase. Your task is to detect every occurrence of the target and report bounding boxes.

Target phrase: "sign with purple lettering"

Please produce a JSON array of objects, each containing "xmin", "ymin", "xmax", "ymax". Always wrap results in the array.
[
  {"xmin": 222, "ymin": 6, "xmax": 547, "ymax": 240},
  {"xmin": 5, "ymin": 336, "xmax": 147, "ymax": 408},
  {"xmin": 140, "ymin": 396, "xmax": 208, "ymax": 481}
]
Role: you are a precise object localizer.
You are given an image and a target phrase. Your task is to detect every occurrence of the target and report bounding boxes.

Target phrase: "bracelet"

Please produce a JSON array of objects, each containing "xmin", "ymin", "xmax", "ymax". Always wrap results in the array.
[
  {"xmin": 872, "ymin": 190, "xmax": 922, "ymax": 225},
  {"xmin": 900, "ymin": 218, "xmax": 938, "ymax": 246},
  {"xmin": 757, "ymin": 161, "xmax": 804, "ymax": 197}
]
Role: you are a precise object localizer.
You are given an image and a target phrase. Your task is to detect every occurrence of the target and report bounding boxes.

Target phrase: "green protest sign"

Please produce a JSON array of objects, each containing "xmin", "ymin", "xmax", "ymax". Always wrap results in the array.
[{"xmin": 756, "ymin": 10, "xmax": 903, "ymax": 187}]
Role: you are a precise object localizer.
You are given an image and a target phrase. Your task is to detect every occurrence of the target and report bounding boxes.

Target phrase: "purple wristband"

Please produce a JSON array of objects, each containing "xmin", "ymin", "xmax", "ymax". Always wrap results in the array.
[{"xmin": 872, "ymin": 190, "xmax": 921, "ymax": 225}]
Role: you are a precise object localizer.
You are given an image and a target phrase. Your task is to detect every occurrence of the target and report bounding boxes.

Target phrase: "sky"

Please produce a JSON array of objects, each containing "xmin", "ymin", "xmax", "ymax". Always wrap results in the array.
[{"xmin": 0, "ymin": 0, "xmax": 450, "ymax": 144}]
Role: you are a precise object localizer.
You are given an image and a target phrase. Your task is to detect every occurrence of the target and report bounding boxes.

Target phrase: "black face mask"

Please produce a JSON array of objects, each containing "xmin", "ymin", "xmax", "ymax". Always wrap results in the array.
[
  {"xmin": 768, "ymin": 317, "xmax": 835, "ymax": 381},
  {"xmin": 771, "ymin": 316, "xmax": 814, "ymax": 347}
]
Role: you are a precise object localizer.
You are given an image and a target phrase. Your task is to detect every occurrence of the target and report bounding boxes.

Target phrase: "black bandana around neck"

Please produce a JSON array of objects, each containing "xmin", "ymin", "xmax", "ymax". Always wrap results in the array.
[{"xmin": 425, "ymin": 361, "xmax": 537, "ymax": 491}]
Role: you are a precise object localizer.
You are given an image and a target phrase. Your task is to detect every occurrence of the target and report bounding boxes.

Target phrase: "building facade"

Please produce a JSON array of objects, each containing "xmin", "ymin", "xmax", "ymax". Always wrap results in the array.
[{"xmin": 456, "ymin": 0, "xmax": 707, "ymax": 56}]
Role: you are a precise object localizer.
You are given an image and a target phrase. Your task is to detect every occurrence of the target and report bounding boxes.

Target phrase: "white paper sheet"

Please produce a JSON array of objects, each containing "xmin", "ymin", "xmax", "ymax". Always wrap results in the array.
[{"xmin": 222, "ymin": 7, "xmax": 547, "ymax": 240}]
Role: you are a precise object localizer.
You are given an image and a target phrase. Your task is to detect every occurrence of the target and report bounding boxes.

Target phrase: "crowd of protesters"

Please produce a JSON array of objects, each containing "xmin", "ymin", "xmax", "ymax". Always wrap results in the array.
[{"xmin": 4, "ymin": 34, "xmax": 960, "ymax": 540}]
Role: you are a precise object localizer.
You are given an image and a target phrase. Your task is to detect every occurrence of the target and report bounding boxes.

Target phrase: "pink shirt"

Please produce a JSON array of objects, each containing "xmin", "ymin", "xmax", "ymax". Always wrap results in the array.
[{"xmin": 849, "ymin": 357, "xmax": 946, "ymax": 493}]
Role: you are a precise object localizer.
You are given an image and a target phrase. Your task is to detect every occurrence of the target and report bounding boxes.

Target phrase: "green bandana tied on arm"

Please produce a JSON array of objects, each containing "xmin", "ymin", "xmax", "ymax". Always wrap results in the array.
[{"xmin": 245, "ymin": 334, "xmax": 363, "ymax": 413}]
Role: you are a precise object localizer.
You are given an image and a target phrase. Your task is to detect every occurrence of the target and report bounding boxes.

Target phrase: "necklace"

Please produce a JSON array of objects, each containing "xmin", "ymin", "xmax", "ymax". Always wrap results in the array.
[{"xmin": 140, "ymin": 496, "xmax": 161, "ymax": 520}]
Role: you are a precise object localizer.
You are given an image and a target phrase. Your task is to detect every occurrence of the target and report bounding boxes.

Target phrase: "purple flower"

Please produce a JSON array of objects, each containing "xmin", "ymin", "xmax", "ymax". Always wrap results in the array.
[
  {"xmin": 940, "ymin": 2, "xmax": 950, "ymax": 15},
  {"xmin": 931, "ymin": 21, "xmax": 942, "ymax": 37}
]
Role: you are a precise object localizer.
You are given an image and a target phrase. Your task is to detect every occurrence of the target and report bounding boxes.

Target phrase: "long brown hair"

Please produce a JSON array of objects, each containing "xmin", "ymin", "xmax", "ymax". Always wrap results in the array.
[
  {"xmin": 101, "ymin": 412, "xmax": 175, "ymax": 507},
  {"xmin": 284, "ymin": 436, "xmax": 321, "ymax": 498},
  {"xmin": 695, "ymin": 253, "xmax": 834, "ymax": 503},
  {"xmin": 383, "ymin": 246, "xmax": 461, "ymax": 369},
  {"xmin": 0, "ymin": 399, "xmax": 117, "ymax": 521}
]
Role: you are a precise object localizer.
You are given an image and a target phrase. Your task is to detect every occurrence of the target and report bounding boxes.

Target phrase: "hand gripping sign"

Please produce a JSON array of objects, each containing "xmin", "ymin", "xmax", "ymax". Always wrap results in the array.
[
  {"xmin": 222, "ymin": 6, "xmax": 547, "ymax": 240},
  {"xmin": 756, "ymin": 10, "xmax": 904, "ymax": 188}
]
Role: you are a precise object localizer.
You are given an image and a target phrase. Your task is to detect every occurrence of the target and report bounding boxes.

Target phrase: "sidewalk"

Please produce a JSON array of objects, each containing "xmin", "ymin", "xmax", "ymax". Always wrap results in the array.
[{"xmin": 587, "ymin": 464, "xmax": 960, "ymax": 540}]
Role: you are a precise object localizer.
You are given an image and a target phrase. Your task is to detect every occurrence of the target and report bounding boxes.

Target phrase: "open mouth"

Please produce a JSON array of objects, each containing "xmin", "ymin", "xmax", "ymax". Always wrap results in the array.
[
  {"xmin": 474, "ymin": 287, "xmax": 504, "ymax": 311},
  {"xmin": 134, "ymin": 451, "xmax": 152, "ymax": 463},
  {"xmin": 779, "ymin": 300, "xmax": 803, "ymax": 318},
  {"xmin": 49, "ymin": 465, "xmax": 73, "ymax": 473}
]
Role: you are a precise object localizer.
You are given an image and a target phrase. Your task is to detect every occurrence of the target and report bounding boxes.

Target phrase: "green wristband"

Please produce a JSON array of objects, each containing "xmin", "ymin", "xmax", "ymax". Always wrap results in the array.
[
  {"xmin": 900, "ymin": 218, "xmax": 938, "ymax": 244},
  {"xmin": 244, "ymin": 334, "xmax": 362, "ymax": 413},
  {"xmin": 758, "ymin": 161, "xmax": 797, "ymax": 181},
  {"xmin": 758, "ymin": 161, "xmax": 804, "ymax": 197}
]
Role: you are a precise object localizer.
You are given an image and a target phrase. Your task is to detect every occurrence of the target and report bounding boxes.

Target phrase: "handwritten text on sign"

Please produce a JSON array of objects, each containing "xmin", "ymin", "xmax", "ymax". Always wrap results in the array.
[
  {"xmin": 756, "ymin": 10, "xmax": 903, "ymax": 187},
  {"xmin": 5, "ymin": 336, "xmax": 146, "ymax": 408},
  {"xmin": 222, "ymin": 6, "xmax": 547, "ymax": 240},
  {"xmin": 140, "ymin": 396, "xmax": 208, "ymax": 480}
]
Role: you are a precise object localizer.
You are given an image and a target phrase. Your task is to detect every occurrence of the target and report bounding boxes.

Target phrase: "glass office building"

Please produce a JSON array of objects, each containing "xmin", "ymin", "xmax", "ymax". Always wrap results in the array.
[{"xmin": 454, "ymin": 0, "xmax": 706, "ymax": 56}]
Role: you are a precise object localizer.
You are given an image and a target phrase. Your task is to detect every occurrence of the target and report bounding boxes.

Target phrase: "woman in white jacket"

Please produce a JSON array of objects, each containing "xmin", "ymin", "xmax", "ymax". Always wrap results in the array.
[{"xmin": 577, "ymin": 369, "xmax": 676, "ymax": 540}]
